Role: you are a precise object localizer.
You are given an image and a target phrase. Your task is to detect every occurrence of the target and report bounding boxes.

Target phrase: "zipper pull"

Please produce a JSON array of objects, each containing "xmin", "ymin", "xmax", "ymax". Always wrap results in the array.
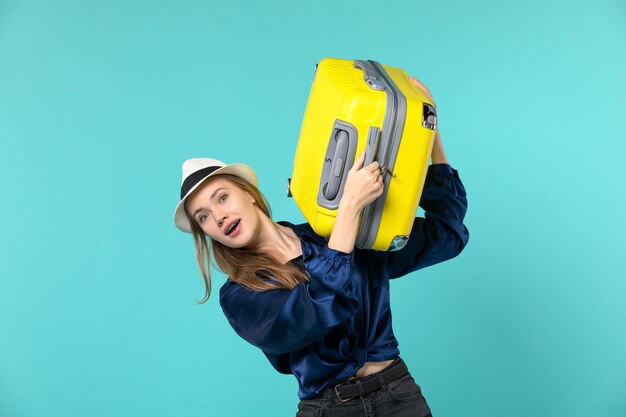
[{"xmin": 381, "ymin": 165, "xmax": 396, "ymax": 178}]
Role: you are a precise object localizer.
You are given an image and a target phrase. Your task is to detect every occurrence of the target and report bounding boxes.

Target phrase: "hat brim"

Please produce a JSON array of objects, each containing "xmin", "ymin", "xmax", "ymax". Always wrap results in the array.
[{"xmin": 174, "ymin": 164, "xmax": 257, "ymax": 233}]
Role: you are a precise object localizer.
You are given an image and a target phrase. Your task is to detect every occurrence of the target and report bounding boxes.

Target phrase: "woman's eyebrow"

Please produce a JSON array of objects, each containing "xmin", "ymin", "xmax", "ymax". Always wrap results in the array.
[
  {"xmin": 210, "ymin": 187, "xmax": 226, "ymax": 201},
  {"xmin": 192, "ymin": 187, "xmax": 226, "ymax": 218}
]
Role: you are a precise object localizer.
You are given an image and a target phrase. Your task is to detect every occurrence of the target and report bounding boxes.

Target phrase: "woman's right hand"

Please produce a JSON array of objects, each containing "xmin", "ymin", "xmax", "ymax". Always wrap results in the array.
[
  {"xmin": 408, "ymin": 75, "xmax": 436, "ymax": 107},
  {"xmin": 409, "ymin": 76, "xmax": 448, "ymax": 164}
]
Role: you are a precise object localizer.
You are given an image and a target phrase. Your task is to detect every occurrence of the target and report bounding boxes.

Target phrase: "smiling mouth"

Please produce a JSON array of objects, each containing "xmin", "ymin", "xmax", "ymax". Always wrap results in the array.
[{"xmin": 225, "ymin": 219, "xmax": 241, "ymax": 235}]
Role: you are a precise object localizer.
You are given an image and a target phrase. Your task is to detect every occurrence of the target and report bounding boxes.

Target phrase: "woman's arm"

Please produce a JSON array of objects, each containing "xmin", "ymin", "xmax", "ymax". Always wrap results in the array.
[
  {"xmin": 368, "ymin": 132, "xmax": 469, "ymax": 278},
  {"xmin": 431, "ymin": 130, "xmax": 448, "ymax": 165},
  {"xmin": 380, "ymin": 162, "xmax": 469, "ymax": 279},
  {"xmin": 328, "ymin": 150, "xmax": 384, "ymax": 253},
  {"xmin": 376, "ymin": 76, "xmax": 468, "ymax": 277},
  {"xmin": 379, "ymin": 129, "xmax": 468, "ymax": 278}
]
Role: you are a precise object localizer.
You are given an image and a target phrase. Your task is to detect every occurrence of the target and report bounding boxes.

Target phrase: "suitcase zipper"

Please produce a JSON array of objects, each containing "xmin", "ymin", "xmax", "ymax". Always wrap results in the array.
[
  {"xmin": 370, "ymin": 60, "xmax": 401, "ymax": 179},
  {"xmin": 354, "ymin": 60, "xmax": 407, "ymax": 250}
]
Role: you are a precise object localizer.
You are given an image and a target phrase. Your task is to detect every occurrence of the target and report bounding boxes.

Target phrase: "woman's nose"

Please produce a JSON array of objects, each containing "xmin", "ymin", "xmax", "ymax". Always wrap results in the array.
[{"xmin": 216, "ymin": 213, "xmax": 228, "ymax": 227}]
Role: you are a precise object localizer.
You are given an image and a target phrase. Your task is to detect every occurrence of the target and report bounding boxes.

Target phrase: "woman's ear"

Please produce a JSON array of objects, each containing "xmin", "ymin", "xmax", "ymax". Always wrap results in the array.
[{"xmin": 245, "ymin": 191, "xmax": 256, "ymax": 204}]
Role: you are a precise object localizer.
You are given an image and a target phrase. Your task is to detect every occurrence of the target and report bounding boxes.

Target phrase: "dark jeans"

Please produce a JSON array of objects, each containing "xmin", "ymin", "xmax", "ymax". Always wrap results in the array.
[{"xmin": 296, "ymin": 358, "xmax": 432, "ymax": 417}]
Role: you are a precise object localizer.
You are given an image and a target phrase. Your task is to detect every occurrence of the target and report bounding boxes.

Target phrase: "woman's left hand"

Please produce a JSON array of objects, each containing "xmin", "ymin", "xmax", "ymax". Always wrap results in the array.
[
  {"xmin": 341, "ymin": 150, "xmax": 385, "ymax": 213},
  {"xmin": 328, "ymin": 150, "xmax": 384, "ymax": 253}
]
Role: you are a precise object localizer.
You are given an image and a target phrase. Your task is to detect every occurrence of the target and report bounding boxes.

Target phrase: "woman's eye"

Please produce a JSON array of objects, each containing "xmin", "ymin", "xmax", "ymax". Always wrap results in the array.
[
  {"xmin": 219, "ymin": 194, "xmax": 228, "ymax": 203},
  {"xmin": 199, "ymin": 213, "xmax": 208, "ymax": 223}
]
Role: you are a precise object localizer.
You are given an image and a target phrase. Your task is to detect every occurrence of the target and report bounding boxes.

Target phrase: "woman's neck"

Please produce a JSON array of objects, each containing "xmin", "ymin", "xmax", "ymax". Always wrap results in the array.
[{"xmin": 251, "ymin": 214, "xmax": 302, "ymax": 264}]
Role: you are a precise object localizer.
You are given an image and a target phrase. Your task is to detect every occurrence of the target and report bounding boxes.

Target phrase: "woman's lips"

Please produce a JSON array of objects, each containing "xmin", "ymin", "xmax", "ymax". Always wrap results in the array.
[{"xmin": 226, "ymin": 219, "xmax": 241, "ymax": 237}]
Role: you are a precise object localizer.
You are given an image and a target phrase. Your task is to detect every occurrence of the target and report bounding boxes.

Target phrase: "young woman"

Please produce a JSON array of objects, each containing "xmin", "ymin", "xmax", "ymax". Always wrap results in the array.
[{"xmin": 174, "ymin": 81, "xmax": 469, "ymax": 417}]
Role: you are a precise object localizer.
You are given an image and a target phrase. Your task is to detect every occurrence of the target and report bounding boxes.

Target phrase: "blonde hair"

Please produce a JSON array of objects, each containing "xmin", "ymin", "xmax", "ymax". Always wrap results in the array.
[{"xmin": 185, "ymin": 174, "xmax": 308, "ymax": 303}]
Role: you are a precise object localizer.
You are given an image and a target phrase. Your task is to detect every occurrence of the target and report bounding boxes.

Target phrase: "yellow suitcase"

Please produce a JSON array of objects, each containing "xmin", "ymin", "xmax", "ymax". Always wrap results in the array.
[{"xmin": 288, "ymin": 58, "xmax": 438, "ymax": 251}]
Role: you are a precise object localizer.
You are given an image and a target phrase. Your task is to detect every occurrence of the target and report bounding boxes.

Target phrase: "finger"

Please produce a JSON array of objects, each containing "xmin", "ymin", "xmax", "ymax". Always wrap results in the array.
[
  {"xmin": 362, "ymin": 162, "xmax": 379, "ymax": 176},
  {"xmin": 409, "ymin": 75, "xmax": 429, "ymax": 91},
  {"xmin": 366, "ymin": 161, "xmax": 380, "ymax": 172},
  {"xmin": 351, "ymin": 150, "xmax": 366, "ymax": 172},
  {"xmin": 409, "ymin": 76, "xmax": 434, "ymax": 102}
]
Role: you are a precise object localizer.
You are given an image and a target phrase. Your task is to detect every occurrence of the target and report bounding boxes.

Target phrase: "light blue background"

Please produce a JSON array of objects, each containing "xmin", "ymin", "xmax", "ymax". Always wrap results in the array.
[{"xmin": 1, "ymin": 0, "xmax": 625, "ymax": 416}]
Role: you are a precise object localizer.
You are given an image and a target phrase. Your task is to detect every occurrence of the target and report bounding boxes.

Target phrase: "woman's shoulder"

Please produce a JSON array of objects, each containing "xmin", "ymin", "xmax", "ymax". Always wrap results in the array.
[
  {"xmin": 219, "ymin": 274, "xmax": 280, "ymax": 296},
  {"xmin": 276, "ymin": 220, "xmax": 328, "ymax": 247},
  {"xmin": 219, "ymin": 278, "xmax": 237, "ymax": 295},
  {"xmin": 276, "ymin": 220, "xmax": 315, "ymax": 236},
  {"xmin": 218, "ymin": 278, "xmax": 257, "ymax": 309}
]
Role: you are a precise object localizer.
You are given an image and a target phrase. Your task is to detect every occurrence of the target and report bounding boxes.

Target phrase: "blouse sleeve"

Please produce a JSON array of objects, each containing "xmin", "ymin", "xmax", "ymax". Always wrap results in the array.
[
  {"xmin": 380, "ymin": 163, "xmax": 470, "ymax": 279},
  {"xmin": 219, "ymin": 247, "xmax": 359, "ymax": 355}
]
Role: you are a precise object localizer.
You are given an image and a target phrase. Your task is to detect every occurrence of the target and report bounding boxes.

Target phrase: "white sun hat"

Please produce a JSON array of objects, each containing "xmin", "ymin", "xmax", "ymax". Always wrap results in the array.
[{"xmin": 174, "ymin": 158, "xmax": 257, "ymax": 233}]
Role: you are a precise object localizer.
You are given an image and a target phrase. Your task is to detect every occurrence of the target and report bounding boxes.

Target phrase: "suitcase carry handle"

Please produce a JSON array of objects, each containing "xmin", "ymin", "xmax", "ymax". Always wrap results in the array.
[
  {"xmin": 321, "ymin": 125, "xmax": 380, "ymax": 201},
  {"xmin": 323, "ymin": 130, "xmax": 349, "ymax": 200}
]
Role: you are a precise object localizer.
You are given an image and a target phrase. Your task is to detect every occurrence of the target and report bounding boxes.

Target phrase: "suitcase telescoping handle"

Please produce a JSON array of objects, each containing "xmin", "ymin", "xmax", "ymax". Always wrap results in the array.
[{"xmin": 364, "ymin": 126, "xmax": 381, "ymax": 167}]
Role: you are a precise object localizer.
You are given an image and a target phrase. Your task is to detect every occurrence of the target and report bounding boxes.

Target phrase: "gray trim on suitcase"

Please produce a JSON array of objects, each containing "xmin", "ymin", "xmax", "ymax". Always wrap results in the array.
[
  {"xmin": 354, "ymin": 60, "xmax": 407, "ymax": 250},
  {"xmin": 354, "ymin": 60, "xmax": 386, "ymax": 91},
  {"xmin": 423, "ymin": 102, "xmax": 437, "ymax": 130},
  {"xmin": 316, "ymin": 120, "xmax": 359, "ymax": 210}
]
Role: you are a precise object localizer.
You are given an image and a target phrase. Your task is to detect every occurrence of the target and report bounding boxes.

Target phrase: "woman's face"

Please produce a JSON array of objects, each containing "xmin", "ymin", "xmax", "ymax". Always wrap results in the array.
[{"xmin": 185, "ymin": 176, "xmax": 261, "ymax": 248}]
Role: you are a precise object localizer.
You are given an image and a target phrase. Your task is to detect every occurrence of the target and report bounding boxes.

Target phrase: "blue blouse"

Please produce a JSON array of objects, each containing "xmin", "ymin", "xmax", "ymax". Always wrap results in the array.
[{"xmin": 219, "ymin": 164, "xmax": 469, "ymax": 399}]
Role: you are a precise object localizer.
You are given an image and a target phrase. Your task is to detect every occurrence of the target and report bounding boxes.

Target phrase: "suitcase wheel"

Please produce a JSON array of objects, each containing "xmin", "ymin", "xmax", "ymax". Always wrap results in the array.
[{"xmin": 390, "ymin": 235, "xmax": 409, "ymax": 251}]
